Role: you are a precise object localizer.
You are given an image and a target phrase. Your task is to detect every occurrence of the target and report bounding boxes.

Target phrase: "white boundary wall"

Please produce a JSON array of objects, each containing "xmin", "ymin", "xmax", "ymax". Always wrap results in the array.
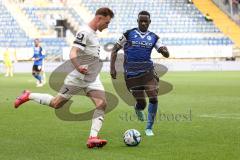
[
  {"xmin": 0, "ymin": 45, "xmax": 233, "ymax": 61},
  {"xmin": 1, "ymin": 61, "xmax": 240, "ymax": 73},
  {"xmin": 1, "ymin": 45, "xmax": 238, "ymax": 73}
]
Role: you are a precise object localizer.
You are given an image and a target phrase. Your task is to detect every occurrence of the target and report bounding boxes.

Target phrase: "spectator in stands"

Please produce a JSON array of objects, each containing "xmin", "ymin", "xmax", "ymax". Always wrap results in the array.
[
  {"xmin": 232, "ymin": 0, "xmax": 239, "ymax": 15},
  {"xmin": 110, "ymin": 11, "xmax": 170, "ymax": 136},
  {"xmin": 205, "ymin": 13, "xmax": 213, "ymax": 22},
  {"xmin": 187, "ymin": 0, "xmax": 193, "ymax": 4},
  {"xmin": 60, "ymin": 0, "xmax": 67, "ymax": 6},
  {"xmin": 45, "ymin": 14, "xmax": 56, "ymax": 28},
  {"xmin": 223, "ymin": 0, "xmax": 229, "ymax": 5}
]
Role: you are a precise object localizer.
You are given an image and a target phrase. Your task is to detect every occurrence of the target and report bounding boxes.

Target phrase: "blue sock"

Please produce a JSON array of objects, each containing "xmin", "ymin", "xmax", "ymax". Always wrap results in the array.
[
  {"xmin": 146, "ymin": 102, "xmax": 158, "ymax": 129},
  {"xmin": 34, "ymin": 74, "xmax": 42, "ymax": 83}
]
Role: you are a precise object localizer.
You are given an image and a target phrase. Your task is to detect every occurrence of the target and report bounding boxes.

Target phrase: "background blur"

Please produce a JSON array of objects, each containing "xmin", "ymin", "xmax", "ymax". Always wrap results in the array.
[{"xmin": 0, "ymin": 0, "xmax": 240, "ymax": 73}]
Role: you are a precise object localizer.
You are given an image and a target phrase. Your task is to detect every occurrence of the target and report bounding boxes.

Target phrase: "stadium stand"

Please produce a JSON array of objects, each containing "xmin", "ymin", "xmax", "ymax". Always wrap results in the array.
[
  {"xmin": 81, "ymin": 0, "xmax": 233, "ymax": 46},
  {"xmin": 0, "ymin": 2, "xmax": 28, "ymax": 47},
  {"xmin": 0, "ymin": 1, "xmax": 68, "ymax": 58},
  {"xmin": 0, "ymin": 0, "xmax": 237, "ymax": 60}
]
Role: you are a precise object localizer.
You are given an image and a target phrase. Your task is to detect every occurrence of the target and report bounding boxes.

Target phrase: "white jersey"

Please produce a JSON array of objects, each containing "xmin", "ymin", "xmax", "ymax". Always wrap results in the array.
[
  {"xmin": 72, "ymin": 25, "xmax": 100, "ymax": 57},
  {"xmin": 69, "ymin": 25, "xmax": 102, "ymax": 82}
]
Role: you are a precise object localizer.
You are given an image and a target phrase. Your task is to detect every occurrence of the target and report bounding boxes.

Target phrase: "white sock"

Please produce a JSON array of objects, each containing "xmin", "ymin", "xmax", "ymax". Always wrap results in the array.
[
  {"xmin": 90, "ymin": 109, "xmax": 105, "ymax": 137},
  {"xmin": 29, "ymin": 93, "xmax": 54, "ymax": 106}
]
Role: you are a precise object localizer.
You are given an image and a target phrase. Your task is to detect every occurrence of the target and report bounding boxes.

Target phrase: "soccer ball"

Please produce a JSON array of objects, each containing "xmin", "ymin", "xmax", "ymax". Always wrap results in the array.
[{"xmin": 123, "ymin": 129, "xmax": 141, "ymax": 146}]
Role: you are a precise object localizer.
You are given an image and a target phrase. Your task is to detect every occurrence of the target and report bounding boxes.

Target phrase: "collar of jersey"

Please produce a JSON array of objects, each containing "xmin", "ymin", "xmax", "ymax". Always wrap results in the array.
[
  {"xmin": 86, "ymin": 25, "xmax": 96, "ymax": 33},
  {"xmin": 135, "ymin": 29, "xmax": 150, "ymax": 39}
]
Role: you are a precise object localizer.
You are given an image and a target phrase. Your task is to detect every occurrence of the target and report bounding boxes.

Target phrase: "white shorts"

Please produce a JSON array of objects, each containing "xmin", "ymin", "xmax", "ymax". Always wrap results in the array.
[{"xmin": 58, "ymin": 74, "xmax": 104, "ymax": 99}]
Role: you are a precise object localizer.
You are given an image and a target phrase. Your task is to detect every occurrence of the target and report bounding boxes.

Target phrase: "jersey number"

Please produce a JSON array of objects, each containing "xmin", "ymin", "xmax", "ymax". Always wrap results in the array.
[{"xmin": 62, "ymin": 87, "xmax": 69, "ymax": 94}]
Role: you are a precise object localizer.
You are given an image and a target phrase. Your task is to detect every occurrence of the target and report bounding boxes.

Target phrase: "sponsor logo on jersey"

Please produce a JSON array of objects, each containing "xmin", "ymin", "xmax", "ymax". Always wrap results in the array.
[{"xmin": 131, "ymin": 40, "xmax": 153, "ymax": 48}]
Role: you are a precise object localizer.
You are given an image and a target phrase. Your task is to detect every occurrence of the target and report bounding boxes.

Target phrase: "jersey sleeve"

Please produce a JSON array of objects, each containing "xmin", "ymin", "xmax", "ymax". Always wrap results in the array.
[
  {"xmin": 72, "ymin": 31, "xmax": 88, "ymax": 50},
  {"xmin": 116, "ymin": 34, "xmax": 127, "ymax": 47},
  {"xmin": 41, "ymin": 48, "xmax": 46, "ymax": 56},
  {"xmin": 154, "ymin": 36, "xmax": 165, "ymax": 50},
  {"xmin": 40, "ymin": 47, "xmax": 46, "ymax": 59}
]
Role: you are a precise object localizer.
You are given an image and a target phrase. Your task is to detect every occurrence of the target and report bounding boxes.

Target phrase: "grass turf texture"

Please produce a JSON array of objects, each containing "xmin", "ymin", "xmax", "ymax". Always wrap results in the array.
[{"xmin": 0, "ymin": 72, "xmax": 240, "ymax": 160}]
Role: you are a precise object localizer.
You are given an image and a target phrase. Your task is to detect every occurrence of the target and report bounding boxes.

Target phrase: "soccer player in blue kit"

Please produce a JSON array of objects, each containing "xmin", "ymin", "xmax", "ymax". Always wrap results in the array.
[
  {"xmin": 110, "ymin": 11, "xmax": 170, "ymax": 136},
  {"xmin": 32, "ymin": 38, "xmax": 45, "ymax": 87}
]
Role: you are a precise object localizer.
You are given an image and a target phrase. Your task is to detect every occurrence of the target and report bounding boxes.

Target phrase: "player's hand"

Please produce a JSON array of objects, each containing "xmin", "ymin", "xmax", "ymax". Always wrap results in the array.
[
  {"xmin": 32, "ymin": 58, "xmax": 40, "ymax": 61},
  {"xmin": 110, "ymin": 67, "xmax": 117, "ymax": 79},
  {"xmin": 78, "ymin": 66, "xmax": 88, "ymax": 74},
  {"xmin": 158, "ymin": 46, "xmax": 169, "ymax": 58}
]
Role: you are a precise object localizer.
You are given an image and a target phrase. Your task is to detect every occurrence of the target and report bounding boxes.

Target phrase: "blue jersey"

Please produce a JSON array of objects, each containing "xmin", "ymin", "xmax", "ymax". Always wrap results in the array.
[
  {"xmin": 33, "ymin": 46, "xmax": 45, "ymax": 66},
  {"xmin": 117, "ymin": 28, "xmax": 163, "ymax": 77}
]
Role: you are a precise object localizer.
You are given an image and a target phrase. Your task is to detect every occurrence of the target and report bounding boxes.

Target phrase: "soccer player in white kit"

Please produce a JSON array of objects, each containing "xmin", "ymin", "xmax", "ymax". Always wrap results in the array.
[{"xmin": 14, "ymin": 7, "xmax": 114, "ymax": 148}]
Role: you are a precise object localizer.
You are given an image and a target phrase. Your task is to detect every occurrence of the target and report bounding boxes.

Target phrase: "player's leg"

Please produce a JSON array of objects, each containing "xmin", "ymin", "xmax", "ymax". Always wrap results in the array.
[
  {"xmin": 144, "ymin": 78, "xmax": 159, "ymax": 136},
  {"xmin": 85, "ymin": 79, "xmax": 108, "ymax": 148},
  {"xmin": 131, "ymin": 87, "xmax": 146, "ymax": 121},
  {"xmin": 5, "ymin": 67, "xmax": 10, "ymax": 77},
  {"xmin": 14, "ymin": 84, "xmax": 76, "ymax": 109},
  {"xmin": 4, "ymin": 63, "xmax": 10, "ymax": 77},
  {"xmin": 32, "ymin": 65, "xmax": 37, "ymax": 80},
  {"xmin": 9, "ymin": 63, "xmax": 13, "ymax": 77},
  {"xmin": 30, "ymin": 94, "xmax": 69, "ymax": 109},
  {"xmin": 36, "ymin": 65, "xmax": 43, "ymax": 86},
  {"xmin": 14, "ymin": 90, "xmax": 69, "ymax": 109},
  {"xmin": 32, "ymin": 65, "xmax": 42, "ymax": 86}
]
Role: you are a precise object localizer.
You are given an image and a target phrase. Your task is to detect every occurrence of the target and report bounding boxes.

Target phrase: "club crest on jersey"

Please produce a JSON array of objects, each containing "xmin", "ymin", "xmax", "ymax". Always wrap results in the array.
[
  {"xmin": 134, "ymin": 35, "xmax": 138, "ymax": 38},
  {"xmin": 147, "ymin": 36, "xmax": 151, "ymax": 41}
]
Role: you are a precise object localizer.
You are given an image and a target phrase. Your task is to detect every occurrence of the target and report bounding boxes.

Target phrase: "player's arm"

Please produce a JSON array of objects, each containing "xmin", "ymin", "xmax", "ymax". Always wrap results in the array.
[
  {"xmin": 41, "ymin": 49, "xmax": 46, "ymax": 59},
  {"xmin": 110, "ymin": 34, "xmax": 126, "ymax": 79},
  {"xmin": 158, "ymin": 46, "xmax": 169, "ymax": 58},
  {"xmin": 32, "ymin": 55, "xmax": 38, "ymax": 61},
  {"xmin": 70, "ymin": 31, "xmax": 88, "ymax": 74},
  {"xmin": 154, "ymin": 36, "xmax": 170, "ymax": 58},
  {"xmin": 38, "ymin": 48, "xmax": 46, "ymax": 60},
  {"xmin": 110, "ymin": 43, "xmax": 122, "ymax": 79}
]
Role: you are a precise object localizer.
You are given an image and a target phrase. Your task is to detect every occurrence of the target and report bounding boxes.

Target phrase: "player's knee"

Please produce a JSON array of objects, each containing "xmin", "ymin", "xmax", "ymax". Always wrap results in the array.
[
  {"xmin": 52, "ymin": 102, "xmax": 63, "ymax": 109},
  {"xmin": 50, "ymin": 99, "xmax": 64, "ymax": 109},
  {"xmin": 149, "ymin": 97, "xmax": 158, "ymax": 104},
  {"xmin": 136, "ymin": 99, "xmax": 147, "ymax": 110},
  {"xmin": 96, "ymin": 99, "xmax": 107, "ymax": 110}
]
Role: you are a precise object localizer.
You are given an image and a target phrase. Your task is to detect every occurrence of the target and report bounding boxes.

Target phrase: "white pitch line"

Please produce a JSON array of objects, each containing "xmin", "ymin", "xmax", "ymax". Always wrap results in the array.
[{"xmin": 199, "ymin": 113, "xmax": 240, "ymax": 120}]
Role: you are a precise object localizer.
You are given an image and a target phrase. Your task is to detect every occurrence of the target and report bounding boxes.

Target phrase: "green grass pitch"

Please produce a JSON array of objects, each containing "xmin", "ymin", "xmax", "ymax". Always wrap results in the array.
[{"xmin": 0, "ymin": 72, "xmax": 240, "ymax": 160}]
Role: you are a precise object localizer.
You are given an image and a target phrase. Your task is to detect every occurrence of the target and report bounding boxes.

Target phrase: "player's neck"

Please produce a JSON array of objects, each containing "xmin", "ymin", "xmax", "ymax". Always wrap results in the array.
[
  {"xmin": 137, "ymin": 28, "xmax": 148, "ymax": 34},
  {"xmin": 88, "ymin": 20, "xmax": 97, "ymax": 32}
]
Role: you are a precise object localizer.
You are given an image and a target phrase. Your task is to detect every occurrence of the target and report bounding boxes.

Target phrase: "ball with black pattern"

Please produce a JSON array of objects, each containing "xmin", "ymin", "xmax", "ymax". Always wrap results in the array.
[{"xmin": 123, "ymin": 129, "xmax": 141, "ymax": 146}]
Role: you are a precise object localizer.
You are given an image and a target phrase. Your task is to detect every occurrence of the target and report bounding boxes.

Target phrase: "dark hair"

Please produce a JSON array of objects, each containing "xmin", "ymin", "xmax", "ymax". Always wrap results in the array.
[
  {"xmin": 34, "ymin": 38, "xmax": 40, "ymax": 42},
  {"xmin": 138, "ymin": 11, "xmax": 150, "ymax": 19},
  {"xmin": 95, "ymin": 7, "xmax": 114, "ymax": 18}
]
